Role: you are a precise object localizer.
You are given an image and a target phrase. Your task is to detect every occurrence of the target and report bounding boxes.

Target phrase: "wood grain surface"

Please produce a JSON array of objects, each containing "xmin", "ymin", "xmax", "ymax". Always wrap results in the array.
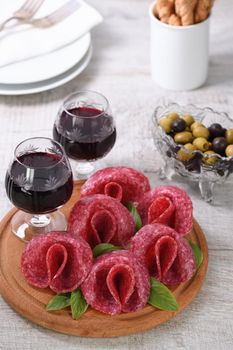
[{"xmin": 0, "ymin": 182, "xmax": 208, "ymax": 338}]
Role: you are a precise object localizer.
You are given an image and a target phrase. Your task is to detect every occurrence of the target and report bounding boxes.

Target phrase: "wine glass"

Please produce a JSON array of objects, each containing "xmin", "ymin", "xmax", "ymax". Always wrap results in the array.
[
  {"xmin": 53, "ymin": 90, "xmax": 116, "ymax": 178},
  {"xmin": 5, "ymin": 137, "xmax": 73, "ymax": 241}
]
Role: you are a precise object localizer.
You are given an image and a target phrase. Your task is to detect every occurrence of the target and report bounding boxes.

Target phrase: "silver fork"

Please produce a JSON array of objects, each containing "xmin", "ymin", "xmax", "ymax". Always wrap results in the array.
[
  {"xmin": 22, "ymin": 0, "xmax": 82, "ymax": 28},
  {"xmin": 0, "ymin": 0, "xmax": 45, "ymax": 32}
]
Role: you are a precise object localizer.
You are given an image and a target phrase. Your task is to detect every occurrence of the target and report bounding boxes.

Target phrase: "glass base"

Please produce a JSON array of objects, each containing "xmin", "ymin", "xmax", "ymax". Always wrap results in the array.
[
  {"xmin": 158, "ymin": 160, "xmax": 175, "ymax": 181},
  {"xmin": 74, "ymin": 162, "xmax": 95, "ymax": 180},
  {"xmin": 11, "ymin": 210, "xmax": 67, "ymax": 242},
  {"xmin": 199, "ymin": 180, "xmax": 215, "ymax": 203}
]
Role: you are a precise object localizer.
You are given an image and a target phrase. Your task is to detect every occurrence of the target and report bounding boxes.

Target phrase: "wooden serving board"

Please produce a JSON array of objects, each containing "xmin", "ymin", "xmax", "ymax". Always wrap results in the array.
[{"xmin": 0, "ymin": 181, "xmax": 208, "ymax": 338}]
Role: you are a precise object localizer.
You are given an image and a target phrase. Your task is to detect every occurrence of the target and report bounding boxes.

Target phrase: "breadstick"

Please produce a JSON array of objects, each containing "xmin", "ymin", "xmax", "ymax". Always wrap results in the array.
[
  {"xmin": 195, "ymin": 0, "xmax": 214, "ymax": 23},
  {"xmin": 168, "ymin": 13, "xmax": 182, "ymax": 26},
  {"xmin": 175, "ymin": 0, "xmax": 198, "ymax": 26},
  {"xmin": 160, "ymin": 16, "xmax": 170, "ymax": 24},
  {"xmin": 156, "ymin": 0, "xmax": 174, "ymax": 19}
]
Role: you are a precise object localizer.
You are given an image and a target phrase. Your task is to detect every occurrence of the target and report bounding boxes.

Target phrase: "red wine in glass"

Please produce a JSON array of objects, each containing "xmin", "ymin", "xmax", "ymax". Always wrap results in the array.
[
  {"xmin": 5, "ymin": 152, "xmax": 73, "ymax": 214},
  {"xmin": 53, "ymin": 91, "xmax": 116, "ymax": 178},
  {"xmin": 53, "ymin": 107, "xmax": 116, "ymax": 161},
  {"xmin": 5, "ymin": 137, "xmax": 73, "ymax": 241}
]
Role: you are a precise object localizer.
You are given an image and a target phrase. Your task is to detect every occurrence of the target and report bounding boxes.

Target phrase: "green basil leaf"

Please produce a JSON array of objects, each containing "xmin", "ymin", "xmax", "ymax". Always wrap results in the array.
[
  {"xmin": 93, "ymin": 243, "xmax": 123, "ymax": 258},
  {"xmin": 70, "ymin": 289, "xmax": 88, "ymax": 320},
  {"xmin": 46, "ymin": 293, "xmax": 71, "ymax": 311},
  {"xmin": 126, "ymin": 202, "xmax": 142, "ymax": 232},
  {"xmin": 187, "ymin": 239, "xmax": 203, "ymax": 270},
  {"xmin": 148, "ymin": 277, "xmax": 179, "ymax": 311}
]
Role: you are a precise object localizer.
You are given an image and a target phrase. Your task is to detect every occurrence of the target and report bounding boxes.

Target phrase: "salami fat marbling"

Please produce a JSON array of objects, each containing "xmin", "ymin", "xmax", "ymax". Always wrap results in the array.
[
  {"xmin": 137, "ymin": 186, "xmax": 193, "ymax": 236},
  {"xmin": 130, "ymin": 224, "xmax": 195, "ymax": 285},
  {"xmin": 68, "ymin": 194, "xmax": 135, "ymax": 248},
  {"xmin": 81, "ymin": 250, "xmax": 150, "ymax": 315},
  {"xmin": 21, "ymin": 232, "xmax": 92, "ymax": 293},
  {"xmin": 80, "ymin": 166, "xmax": 150, "ymax": 204}
]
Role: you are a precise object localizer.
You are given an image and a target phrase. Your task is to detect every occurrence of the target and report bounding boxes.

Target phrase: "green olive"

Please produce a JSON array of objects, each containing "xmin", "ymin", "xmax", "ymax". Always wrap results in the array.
[
  {"xmin": 185, "ymin": 126, "xmax": 191, "ymax": 132},
  {"xmin": 193, "ymin": 137, "xmax": 210, "ymax": 152},
  {"xmin": 167, "ymin": 112, "xmax": 179, "ymax": 122},
  {"xmin": 203, "ymin": 150, "xmax": 217, "ymax": 166},
  {"xmin": 159, "ymin": 117, "xmax": 172, "ymax": 133},
  {"xmin": 176, "ymin": 148, "xmax": 194, "ymax": 162},
  {"xmin": 225, "ymin": 144, "xmax": 233, "ymax": 157},
  {"xmin": 190, "ymin": 121, "xmax": 204, "ymax": 132},
  {"xmin": 192, "ymin": 126, "xmax": 210, "ymax": 139},
  {"xmin": 184, "ymin": 143, "xmax": 197, "ymax": 151},
  {"xmin": 182, "ymin": 114, "xmax": 195, "ymax": 127},
  {"xmin": 174, "ymin": 131, "xmax": 193, "ymax": 144},
  {"xmin": 225, "ymin": 129, "xmax": 233, "ymax": 144}
]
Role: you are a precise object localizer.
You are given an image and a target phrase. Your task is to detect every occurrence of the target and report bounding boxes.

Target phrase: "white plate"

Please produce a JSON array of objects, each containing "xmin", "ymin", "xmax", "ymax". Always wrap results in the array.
[
  {"xmin": 0, "ymin": 33, "xmax": 91, "ymax": 84},
  {"xmin": 0, "ymin": 45, "xmax": 92, "ymax": 95}
]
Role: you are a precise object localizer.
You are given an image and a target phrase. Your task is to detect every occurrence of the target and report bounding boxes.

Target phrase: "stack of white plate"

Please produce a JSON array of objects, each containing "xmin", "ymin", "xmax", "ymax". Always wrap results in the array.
[{"xmin": 0, "ymin": 32, "xmax": 92, "ymax": 95}]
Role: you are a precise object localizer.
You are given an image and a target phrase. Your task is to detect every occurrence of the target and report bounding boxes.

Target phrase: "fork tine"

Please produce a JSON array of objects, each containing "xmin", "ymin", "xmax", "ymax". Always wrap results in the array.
[
  {"xmin": 0, "ymin": 0, "xmax": 45, "ymax": 32},
  {"xmin": 19, "ymin": 0, "xmax": 36, "ymax": 11},
  {"xmin": 19, "ymin": 0, "xmax": 44, "ymax": 15},
  {"xmin": 28, "ymin": 1, "xmax": 43, "ymax": 13},
  {"xmin": 47, "ymin": 1, "xmax": 81, "ymax": 23},
  {"xmin": 26, "ymin": 0, "xmax": 44, "ymax": 14},
  {"xmin": 14, "ymin": 0, "xmax": 81, "ymax": 28}
]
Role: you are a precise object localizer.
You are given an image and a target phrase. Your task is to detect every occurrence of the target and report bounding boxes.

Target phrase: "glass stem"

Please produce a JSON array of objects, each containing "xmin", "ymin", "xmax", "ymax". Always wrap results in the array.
[
  {"xmin": 29, "ymin": 214, "xmax": 51, "ymax": 228},
  {"xmin": 74, "ymin": 162, "xmax": 95, "ymax": 180}
]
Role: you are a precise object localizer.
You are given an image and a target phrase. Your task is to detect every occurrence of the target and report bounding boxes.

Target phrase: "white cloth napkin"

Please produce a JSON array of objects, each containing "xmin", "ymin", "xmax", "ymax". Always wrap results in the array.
[{"xmin": 0, "ymin": 0, "xmax": 103, "ymax": 68}]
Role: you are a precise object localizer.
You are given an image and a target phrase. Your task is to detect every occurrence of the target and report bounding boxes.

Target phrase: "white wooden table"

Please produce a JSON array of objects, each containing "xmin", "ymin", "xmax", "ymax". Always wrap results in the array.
[{"xmin": 1, "ymin": 0, "xmax": 233, "ymax": 349}]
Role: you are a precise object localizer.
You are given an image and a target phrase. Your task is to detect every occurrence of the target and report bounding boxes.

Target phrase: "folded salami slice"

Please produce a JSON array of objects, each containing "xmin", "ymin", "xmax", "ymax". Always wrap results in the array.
[
  {"xmin": 80, "ymin": 166, "xmax": 150, "ymax": 204},
  {"xmin": 137, "ymin": 186, "xmax": 193, "ymax": 235},
  {"xmin": 130, "ymin": 224, "xmax": 195, "ymax": 285},
  {"xmin": 81, "ymin": 250, "xmax": 150, "ymax": 315},
  {"xmin": 68, "ymin": 194, "xmax": 135, "ymax": 248},
  {"xmin": 21, "ymin": 232, "xmax": 93, "ymax": 293}
]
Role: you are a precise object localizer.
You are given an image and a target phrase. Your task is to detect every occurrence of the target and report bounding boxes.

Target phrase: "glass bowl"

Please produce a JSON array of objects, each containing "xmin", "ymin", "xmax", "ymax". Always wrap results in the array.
[{"xmin": 152, "ymin": 102, "xmax": 233, "ymax": 203}]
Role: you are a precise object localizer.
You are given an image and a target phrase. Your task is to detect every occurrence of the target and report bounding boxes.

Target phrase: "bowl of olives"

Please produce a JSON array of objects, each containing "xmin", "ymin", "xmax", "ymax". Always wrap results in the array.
[{"xmin": 152, "ymin": 102, "xmax": 233, "ymax": 202}]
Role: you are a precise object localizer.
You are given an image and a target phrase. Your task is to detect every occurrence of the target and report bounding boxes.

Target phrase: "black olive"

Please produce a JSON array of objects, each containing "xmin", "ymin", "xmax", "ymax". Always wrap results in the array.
[
  {"xmin": 208, "ymin": 123, "xmax": 225, "ymax": 139},
  {"xmin": 212, "ymin": 137, "xmax": 227, "ymax": 155},
  {"xmin": 185, "ymin": 155, "xmax": 201, "ymax": 173},
  {"xmin": 171, "ymin": 119, "xmax": 186, "ymax": 133}
]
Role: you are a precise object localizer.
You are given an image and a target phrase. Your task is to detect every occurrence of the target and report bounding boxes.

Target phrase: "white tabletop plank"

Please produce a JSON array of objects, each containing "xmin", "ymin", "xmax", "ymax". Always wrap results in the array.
[{"xmin": 1, "ymin": 0, "xmax": 233, "ymax": 349}]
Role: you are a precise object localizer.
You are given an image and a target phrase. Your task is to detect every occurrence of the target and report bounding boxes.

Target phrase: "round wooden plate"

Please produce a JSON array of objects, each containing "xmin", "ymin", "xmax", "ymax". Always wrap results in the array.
[{"xmin": 0, "ymin": 181, "xmax": 208, "ymax": 338}]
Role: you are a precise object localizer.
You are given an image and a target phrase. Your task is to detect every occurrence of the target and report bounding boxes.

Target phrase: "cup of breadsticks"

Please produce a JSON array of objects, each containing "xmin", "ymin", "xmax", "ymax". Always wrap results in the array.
[{"xmin": 149, "ymin": 0, "xmax": 214, "ymax": 91}]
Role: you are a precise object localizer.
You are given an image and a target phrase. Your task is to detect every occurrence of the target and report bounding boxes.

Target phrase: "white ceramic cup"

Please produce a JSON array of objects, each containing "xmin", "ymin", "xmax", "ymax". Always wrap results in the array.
[{"xmin": 149, "ymin": 1, "xmax": 210, "ymax": 91}]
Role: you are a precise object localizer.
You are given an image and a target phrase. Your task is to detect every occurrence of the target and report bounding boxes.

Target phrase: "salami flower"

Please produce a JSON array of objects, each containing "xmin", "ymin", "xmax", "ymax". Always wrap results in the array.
[
  {"xmin": 68, "ymin": 194, "xmax": 135, "ymax": 248},
  {"xmin": 137, "ymin": 186, "xmax": 193, "ymax": 236},
  {"xmin": 21, "ymin": 232, "xmax": 93, "ymax": 293},
  {"xmin": 80, "ymin": 166, "xmax": 150, "ymax": 204},
  {"xmin": 81, "ymin": 250, "xmax": 150, "ymax": 315},
  {"xmin": 130, "ymin": 224, "xmax": 196, "ymax": 285}
]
